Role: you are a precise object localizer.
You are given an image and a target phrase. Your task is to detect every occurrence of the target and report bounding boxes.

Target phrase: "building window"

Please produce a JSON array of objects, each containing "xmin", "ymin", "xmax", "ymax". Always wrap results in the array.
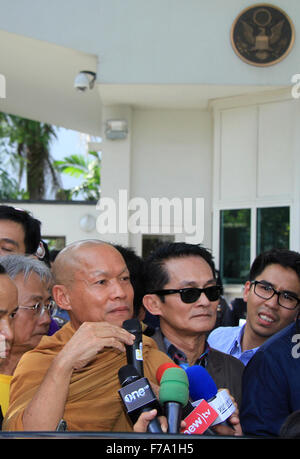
[
  {"xmin": 256, "ymin": 206, "xmax": 290, "ymax": 254},
  {"xmin": 219, "ymin": 206, "xmax": 290, "ymax": 285},
  {"xmin": 220, "ymin": 209, "xmax": 251, "ymax": 284},
  {"xmin": 142, "ymin": 234, "xmax": 175, "ymax": 258}
]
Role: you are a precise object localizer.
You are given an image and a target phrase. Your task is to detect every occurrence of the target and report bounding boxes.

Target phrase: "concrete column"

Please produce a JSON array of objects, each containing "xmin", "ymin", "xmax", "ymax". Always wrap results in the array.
[{"xmin": 97, "ymin": 105, "xmax": 132, "ymax": 246}]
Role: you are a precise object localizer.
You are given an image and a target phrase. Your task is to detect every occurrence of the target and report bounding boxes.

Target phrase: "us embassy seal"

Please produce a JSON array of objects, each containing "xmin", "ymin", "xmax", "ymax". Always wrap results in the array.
[{"xmin": 230, "ymin": 4, "xmax": 294, "ymax": 66}]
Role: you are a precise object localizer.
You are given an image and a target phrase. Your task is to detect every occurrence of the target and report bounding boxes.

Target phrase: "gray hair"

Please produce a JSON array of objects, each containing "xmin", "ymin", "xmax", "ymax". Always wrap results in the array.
[{"xmin": 0, "ymin": 255, "xmax": 53, "ymax": 285}]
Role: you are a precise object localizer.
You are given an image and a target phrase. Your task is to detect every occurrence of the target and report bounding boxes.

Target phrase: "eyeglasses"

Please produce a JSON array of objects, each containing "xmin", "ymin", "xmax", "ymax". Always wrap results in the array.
[
  {"xmin": 251, "ymin": 281, "xmax": 300, "ymax": 310},
  {"xmin": 18, "ymin": 299, "xmax": 57, "ymax": 317},
  {"xmin": 149, "ymin": 285, "xmax": 222, "ymax": 304}
]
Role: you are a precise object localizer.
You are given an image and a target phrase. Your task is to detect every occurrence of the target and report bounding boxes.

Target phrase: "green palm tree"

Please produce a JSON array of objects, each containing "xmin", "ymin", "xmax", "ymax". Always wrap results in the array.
[
  {"xmin": 0, "ymin": 166, "xmax": 28, "ymax": 200},
  {"xmin": 53, "ymin": 151, "xmax": 101, "ymax": 201},
  {"xmin": 0, "ymin": 112, "xmax": 60, "ymax": 200}
]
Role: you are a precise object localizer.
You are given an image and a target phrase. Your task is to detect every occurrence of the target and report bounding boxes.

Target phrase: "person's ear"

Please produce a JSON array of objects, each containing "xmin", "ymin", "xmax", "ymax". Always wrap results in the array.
[
  {"xmin": 52, "ymin": 284, "xmax": 72, "ymax": 311},
  {"xmin": 243, "ymin": 281, "xmax": 252, "ymax": 303},
  {"xmin": 143, "ymin": 294, "xmax": 163, "ymax": 316}
]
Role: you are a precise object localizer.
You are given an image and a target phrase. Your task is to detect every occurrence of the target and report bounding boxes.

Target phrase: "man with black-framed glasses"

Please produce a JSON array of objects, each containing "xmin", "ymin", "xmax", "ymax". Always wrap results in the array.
[
  {"xmin": 237, "ymin": 249, "xmax": 300, "ymax": 437},
  {"xmin": 143, "ymin": 241, "xmax": 244, "ymax": 436},
  {"xmin": 208, "ymin": 248, "xmax": 300, "ymax": 366}
]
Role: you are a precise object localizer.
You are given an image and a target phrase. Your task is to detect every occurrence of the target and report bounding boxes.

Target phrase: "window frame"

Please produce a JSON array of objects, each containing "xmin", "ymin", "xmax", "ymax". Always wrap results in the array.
[{"xmin": 213, "ymin": 201, "xmax": 293, "ymax": 286}]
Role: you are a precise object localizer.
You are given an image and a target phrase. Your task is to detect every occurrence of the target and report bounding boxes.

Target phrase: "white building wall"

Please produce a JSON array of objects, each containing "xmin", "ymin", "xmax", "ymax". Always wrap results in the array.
[
  {"xmin": 97, "ymin": 107, "xmax": 212, "ymax": 254},
  {"xmin": 257, "ymin": 101, "xmax": 293, "ymax": 199},
  {"xmin": 129, "ymin": 109, "xmax": 213, "ymax": 253},
  {"xmin": 211, "ymin": 91, "xmax": 299, "ymax": 298},
  {"xmin": 212, "ymin": 93, "xmax": 295, "ymax": 210}
]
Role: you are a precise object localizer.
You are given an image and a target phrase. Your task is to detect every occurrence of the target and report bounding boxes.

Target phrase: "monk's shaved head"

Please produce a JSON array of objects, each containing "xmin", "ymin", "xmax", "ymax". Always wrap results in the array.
[
  {"xmin": 52, "ymin": 240, "xmax": 117, "ymax": 286},
  {"xmin": 51, "ymin": 239, "xmax": 133, "ymax": 329}
]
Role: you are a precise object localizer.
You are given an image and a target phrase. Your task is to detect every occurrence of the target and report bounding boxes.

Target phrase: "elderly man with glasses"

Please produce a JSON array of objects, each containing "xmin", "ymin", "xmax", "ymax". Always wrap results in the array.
[
  {"xmin": 0, "ymin": 263, "xmax": 19, "ymax": 425},
  {"xmin": 0, "ymin": 255, "xmax": 54, "ymax": 377},
  {"xmin": 208, "ymin": 249, "xmax": 300, "ymax": 366}
]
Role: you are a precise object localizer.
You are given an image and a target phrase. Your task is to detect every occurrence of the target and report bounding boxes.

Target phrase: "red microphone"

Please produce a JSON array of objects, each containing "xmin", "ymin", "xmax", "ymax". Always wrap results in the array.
[{"xmin": 156, "ymin": 362, "xmax": 180, "ymax": 384}]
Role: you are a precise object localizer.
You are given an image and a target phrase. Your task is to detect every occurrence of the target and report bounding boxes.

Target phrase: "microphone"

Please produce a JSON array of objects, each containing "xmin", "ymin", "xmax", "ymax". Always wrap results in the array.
[
  {"xmin": 156, "ymin": 362, "xmax": 180, "ymax": 384},
  {"xmin": 181, "ymin": 399, "xmax": 218, "ymax": 435},
  {"xmin": 156, "ymin": 362, "xmax": 196, "ymax": 420},
  {"xmin": 159, "ymin": 367, "xmax": 189, "ymax": 433},
  {"xmin": 122, "ymin": 318, "xmax": 144, "ymax": 377},
  {"xmin": 185, "ymin": 365, "xmax": 236, "ymax": 425},
  {"xmin": 118, "ymin": 364, "xmax": 163, "ymax": 433}
]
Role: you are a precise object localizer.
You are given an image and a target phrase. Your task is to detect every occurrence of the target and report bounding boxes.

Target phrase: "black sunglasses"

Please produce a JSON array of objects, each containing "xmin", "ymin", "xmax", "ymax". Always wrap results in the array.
[{"xmin": 149, "ymin": 285, "xmax": 222, "ymax": 303}]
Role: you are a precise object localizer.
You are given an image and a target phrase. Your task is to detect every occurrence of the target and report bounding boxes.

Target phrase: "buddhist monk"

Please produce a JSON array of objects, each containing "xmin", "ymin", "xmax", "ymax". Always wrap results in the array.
[{"xmin": 3, "ymin": 240, "xmax": 171, "ymax": 431}]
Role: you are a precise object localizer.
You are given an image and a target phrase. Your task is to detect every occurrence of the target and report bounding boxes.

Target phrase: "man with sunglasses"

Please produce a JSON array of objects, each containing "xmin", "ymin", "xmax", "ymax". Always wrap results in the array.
[
  {"xmin": 143, "ymin": 242, "xmax": 244, "ymax": 430},
  {"xmin": 208, "ymin": 249, "xmax": 300, "ymax": 366}
]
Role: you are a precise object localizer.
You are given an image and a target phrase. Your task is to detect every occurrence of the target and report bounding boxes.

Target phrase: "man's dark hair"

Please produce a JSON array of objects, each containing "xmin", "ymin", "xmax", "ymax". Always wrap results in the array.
[
  {"xmin": 144, "ymin": 242, "xmax": 217, "ymax": 295},
  {"xmin": 49, "ymin": 249, "xmax": 61, "ymax": 263},
  {"xmin": 249, "ymin": 248, "xmax": 300, "ymax": 282},
  {"xmin": 114, "ymin": 244, "xmax": 145, "ymax": 317},
  {"xmin": 0, "ymin": 205, "xmax": 41, "ymax": 254}
]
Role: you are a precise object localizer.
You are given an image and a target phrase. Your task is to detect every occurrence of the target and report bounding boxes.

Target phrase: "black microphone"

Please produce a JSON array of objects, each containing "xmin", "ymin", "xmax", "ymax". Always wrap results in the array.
[
  {"xmin": 122, "ymin": 318, "xmax": 144, "ymax": 377},
  {"xmin": 118, "ymin": 364, "xmax": 163, "ymax": 433}
]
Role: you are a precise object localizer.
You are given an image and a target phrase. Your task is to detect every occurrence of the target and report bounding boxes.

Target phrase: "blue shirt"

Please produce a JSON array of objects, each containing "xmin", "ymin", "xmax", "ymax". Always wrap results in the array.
[
  {"xmin": 207, "ymin": 325, "xmax": 258, "ymax": 366},
  {"xmin": 240, "ymin": 322, "xmax": 300, "ymax": 437}
]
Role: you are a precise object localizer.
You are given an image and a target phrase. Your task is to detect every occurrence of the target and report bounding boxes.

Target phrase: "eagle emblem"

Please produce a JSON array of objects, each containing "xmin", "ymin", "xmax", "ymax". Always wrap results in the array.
[{"xmin": 231, "ymin": 5, "xmax": 294, "ymax": 66}]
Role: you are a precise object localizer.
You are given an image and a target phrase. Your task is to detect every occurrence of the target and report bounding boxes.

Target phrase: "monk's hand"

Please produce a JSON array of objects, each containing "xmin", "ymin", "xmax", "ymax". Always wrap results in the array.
[
  {"xmin": 133, "ymin": 409, "xmax": 186, "ymax": 433},
  {"xmin": 133, "ymin": 410, "xmax": 168, "ymax": 433},
  {"xmin": 58, "ymin": 321, "xmax": 135, "ymax": 370}
]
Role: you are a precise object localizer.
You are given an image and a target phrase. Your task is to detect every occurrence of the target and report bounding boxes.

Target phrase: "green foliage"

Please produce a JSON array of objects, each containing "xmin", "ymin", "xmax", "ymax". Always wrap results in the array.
[
  {"xmin": 53, "ymin": 151, "xmax": 101, "ymax": 201},
  {"xmin": 0, "ymin": 166, "xmax": 29, "ymax": 200},
  {"xmin": 0, "ymin": 112, "xmax": 60, "ymax": 200},
  {"xmin": 0, "ymin": 111, "xmax": 101, "ymax": 202}
]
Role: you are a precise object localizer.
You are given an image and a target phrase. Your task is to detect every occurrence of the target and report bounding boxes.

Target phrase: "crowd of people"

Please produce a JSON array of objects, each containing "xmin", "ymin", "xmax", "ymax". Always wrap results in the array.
[{"xmin": 0, "ymin": 204, "xmax": 300, "ymax": 437}]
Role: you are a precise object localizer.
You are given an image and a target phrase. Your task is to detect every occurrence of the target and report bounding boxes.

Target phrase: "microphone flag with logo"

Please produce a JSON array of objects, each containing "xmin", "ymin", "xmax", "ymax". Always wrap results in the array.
[{"xmin": 118, "ymin": 364, "xmax": 163, "ymax": 433}]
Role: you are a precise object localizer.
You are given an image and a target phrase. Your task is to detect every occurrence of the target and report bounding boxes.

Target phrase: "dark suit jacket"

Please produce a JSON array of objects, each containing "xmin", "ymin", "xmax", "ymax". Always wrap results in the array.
[{"xmin": 150, "ymin": 328, "xmax": 245, "ymax": 408}]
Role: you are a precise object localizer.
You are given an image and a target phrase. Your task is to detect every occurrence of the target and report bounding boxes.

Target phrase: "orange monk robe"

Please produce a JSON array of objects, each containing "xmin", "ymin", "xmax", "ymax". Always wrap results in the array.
[{"xmin": 3, "ymin": 322, "xmax": 172, "ymax": 431}]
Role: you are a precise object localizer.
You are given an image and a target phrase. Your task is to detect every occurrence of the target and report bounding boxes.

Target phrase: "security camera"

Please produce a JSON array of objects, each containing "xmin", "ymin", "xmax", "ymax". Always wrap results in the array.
[{"xmin": 74, "ymin": 71, "xmax": 96, "ymax": 92}]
